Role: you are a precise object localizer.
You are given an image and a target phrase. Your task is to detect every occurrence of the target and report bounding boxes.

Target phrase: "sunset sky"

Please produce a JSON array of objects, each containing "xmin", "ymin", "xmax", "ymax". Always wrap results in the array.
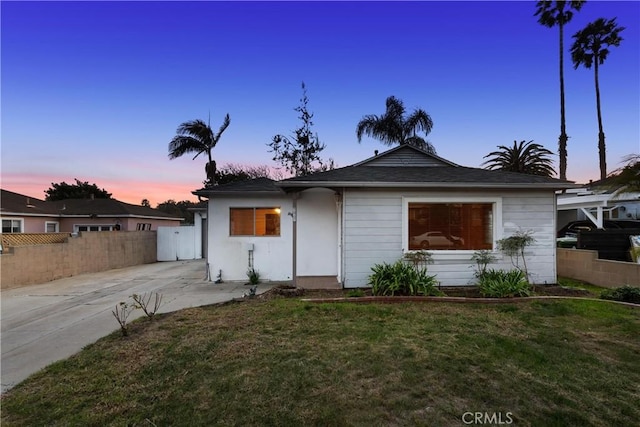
[{"xmin": 2, "ymin": 1, "xmax": 639, "ymax": 207}]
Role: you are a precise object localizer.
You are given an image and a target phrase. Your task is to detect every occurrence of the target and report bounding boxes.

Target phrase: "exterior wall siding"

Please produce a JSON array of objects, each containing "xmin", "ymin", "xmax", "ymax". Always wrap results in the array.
[
  {"xmin": 342, "ymin": 188, "xmax": 558, "ymax": 287},
  {"xmin": 208, "ymin": 195, "xmax": 294, "ymax": 282},
  {"xmin": 296, "ymin": 189, "xmax": 338, "ymax": 277}
]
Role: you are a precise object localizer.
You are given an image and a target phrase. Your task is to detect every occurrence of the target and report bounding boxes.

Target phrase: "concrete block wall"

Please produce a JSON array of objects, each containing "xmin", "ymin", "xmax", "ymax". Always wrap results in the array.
[
  {"xmin": 1, "ymin": 231, "xmax": 157, "ymax": 289},
  {"xmin": 557, "ymin": 248, "xmax": 640, "ymax": 288}
]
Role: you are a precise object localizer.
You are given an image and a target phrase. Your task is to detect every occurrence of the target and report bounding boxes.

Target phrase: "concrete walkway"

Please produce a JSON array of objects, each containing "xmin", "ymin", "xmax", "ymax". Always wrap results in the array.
[{"xmin": 1, "ymin": 259, "xmax": 273, "ymax": 394}]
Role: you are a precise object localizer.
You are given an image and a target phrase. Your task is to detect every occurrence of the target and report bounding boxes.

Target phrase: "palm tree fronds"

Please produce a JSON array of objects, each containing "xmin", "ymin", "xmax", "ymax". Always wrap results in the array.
[
  {"xmin": 168, "ymin": 136, "xmax": 206, "ymax": 160},
  {"xmin": 483, "ymin": 140, "xmax": 556, "ymax": 177},
  {"xmin": 356, "ymin": 96, "xmax": 435, "ymax": 150}
]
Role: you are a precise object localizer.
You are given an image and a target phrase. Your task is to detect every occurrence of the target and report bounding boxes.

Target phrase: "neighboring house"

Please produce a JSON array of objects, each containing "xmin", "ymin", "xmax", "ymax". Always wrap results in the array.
[
  {"xmin": 1, "ymin": 189, "xmax": 182, "ymax": 233},
  {"xmin": 557, "ymin": 180, "xmax": 640, "ymax": 230},
  {"xmin": 194, "ymin": 145, "xmax": 578, "ymax": 288}
]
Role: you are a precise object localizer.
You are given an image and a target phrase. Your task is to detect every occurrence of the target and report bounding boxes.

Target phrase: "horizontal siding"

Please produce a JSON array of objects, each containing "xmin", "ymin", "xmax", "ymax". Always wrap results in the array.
[{"xmin": 343, "ymin": 189, "xmax": 558, "ymax": 287}]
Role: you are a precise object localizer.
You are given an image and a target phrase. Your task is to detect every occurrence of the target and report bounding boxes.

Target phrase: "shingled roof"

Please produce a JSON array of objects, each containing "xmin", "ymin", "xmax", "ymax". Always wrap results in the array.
[
  {"xmin": 193, "ymin": 177, "xmax": 284, "ymax": 197},
  {"xmin": 1, "ymin": 189, "xmax": 58, "ymax": 216},
  {"xmin": 277, "ymin": 165, "xmax": 576, "ymax": 190},
  {"xmin": 47, "ymin": 198, "xmax": 183, "ymax": 219},
  {"xmin": 1, "ymin": 189, "xmax": 182, "ymax": 220},
  {"xmin": 278, "ymin": 145, "xmax": 577, "ymax": 190},
  {"xmin": 193, "ymin": 145, "xmax": 578, "ymax": 197}
]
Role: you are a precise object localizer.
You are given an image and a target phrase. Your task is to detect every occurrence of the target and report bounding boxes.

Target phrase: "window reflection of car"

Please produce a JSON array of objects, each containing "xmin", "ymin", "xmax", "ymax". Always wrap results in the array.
[{"xmin": 411, "ymin": 231, "xmax": 464, "ymax": 249}]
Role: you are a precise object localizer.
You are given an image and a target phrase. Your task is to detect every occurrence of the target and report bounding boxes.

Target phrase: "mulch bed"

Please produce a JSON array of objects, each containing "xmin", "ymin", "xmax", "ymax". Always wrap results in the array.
[{"xmin": 256, "ymin": 284, "xmax": 592, "ymax": 302}]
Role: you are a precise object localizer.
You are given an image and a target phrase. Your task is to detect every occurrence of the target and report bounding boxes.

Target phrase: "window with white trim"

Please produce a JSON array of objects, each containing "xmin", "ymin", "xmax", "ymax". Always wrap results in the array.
[
  {"xmin": 2, "ymin": 218, "xmax": 23, "ymax": 233},
  {"xmin": 74, "ymin": 224, "xmax": 115, "ymax": 232},
  {"xmin": 45, "ymin": 221, "xmax": 59, "ymax": 233},
  {"xmin": 404, "ymin": 197, "xmax": 500, "ymax": 251},
  {"xmin": 230, "ymin": 207, "xmax": 281, "ymax": 236}
]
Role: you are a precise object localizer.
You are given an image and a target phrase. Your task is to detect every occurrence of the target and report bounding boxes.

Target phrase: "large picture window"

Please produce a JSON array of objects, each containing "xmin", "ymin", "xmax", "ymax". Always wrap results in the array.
[
  {"xmin": 230, "ymin": 207, "xmax": 281, "ymax": 236},
  {"xmin": 407, "ymin": 202, "xmax": 494, "ymax": 251}
]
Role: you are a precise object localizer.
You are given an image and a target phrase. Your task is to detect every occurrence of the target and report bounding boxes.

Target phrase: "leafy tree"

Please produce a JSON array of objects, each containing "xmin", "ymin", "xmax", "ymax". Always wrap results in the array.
[
  {"xmin": 570, "ymin": 17, "xmax": 625, "ymax": 180},
  {"xmin": 45, "ymin": 179, "xmax": 112, "ymax": 201},
  {"xmin": 141, "ymin": 199, "xmax": 151, "ymax": 207},
  {"xmin": 356, "ymin": 96, "xmax": 435, "ymax": 153},
  {"xmin": 155, "ymin": 200, "xmax": 198, "ymax": 225},
  {"xmin": 214, "ymin": 163, "xmax": 284, "ymax": 185},
  {"xmin": 168, "ymin": 113, "xmax": 231, "ymax": 186},
  {"xmin": 483, "ymin": 140, "xmax": 556, "ymax": 177},
  {"xmin": 534, "ymin": 0, "xmax": 586, "ymax": 181},
  {"xmin": 268, "ymin": 82, "xmax": 329, "ymax": 176}
]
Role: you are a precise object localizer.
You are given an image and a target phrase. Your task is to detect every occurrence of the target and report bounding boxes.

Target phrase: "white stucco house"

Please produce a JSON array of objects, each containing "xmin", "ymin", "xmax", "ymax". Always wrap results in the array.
[{"xmin": 194, "ymin": 145, "xmax": 578, "ymax": 288}]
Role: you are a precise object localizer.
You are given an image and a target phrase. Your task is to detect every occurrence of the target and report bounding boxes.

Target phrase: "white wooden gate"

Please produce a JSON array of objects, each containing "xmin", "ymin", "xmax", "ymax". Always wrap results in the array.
[{"xmin": 157, "ymin": 226, "xmax": 197, "ymax": 261}]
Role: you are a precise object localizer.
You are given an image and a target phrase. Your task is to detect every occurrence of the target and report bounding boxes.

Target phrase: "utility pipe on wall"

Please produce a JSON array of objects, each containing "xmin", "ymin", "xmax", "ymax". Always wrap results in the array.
[{"xmin": 290, "ymin": 192, "xmax": 299, "ymax": 287}]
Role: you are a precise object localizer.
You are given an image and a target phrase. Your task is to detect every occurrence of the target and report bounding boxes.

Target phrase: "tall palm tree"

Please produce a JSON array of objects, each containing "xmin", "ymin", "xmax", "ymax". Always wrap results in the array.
[
  {"xmin": 534, "ymin": 0, "xmax": 585, "ymax": 181},
  {"xmin": 570, "ymin": 17, "xmax": 625, "ymax": 180},
  {"xmin": 483, "ymin": 140, "xmax": 556, "ymax": 177},
  {"xmin": 356, "ymin": 96, "xmax": 436, "ymax": 153},
  {"xmin": 168, "ymin": 114, "xmax": 231, "ymax": 186}
]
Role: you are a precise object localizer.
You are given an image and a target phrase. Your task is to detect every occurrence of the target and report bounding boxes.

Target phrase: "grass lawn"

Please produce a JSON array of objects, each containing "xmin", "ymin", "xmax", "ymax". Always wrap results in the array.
[{"xmin": 2, "ymin": 297, "xmax": 639, "ymax": 426}]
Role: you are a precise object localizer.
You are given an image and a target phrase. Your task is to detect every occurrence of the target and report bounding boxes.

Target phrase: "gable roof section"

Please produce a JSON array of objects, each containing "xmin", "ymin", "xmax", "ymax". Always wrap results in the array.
[
  {"xmin": 193, "ymin": 177, "xmax": 285, "ymax": 197},
  {"xmin": 354, "ymin": 144, "xmax": 459, "ymax": 167},
  {"xmin": 278, "ymin": 145, "xmax": 577, "ymax": 190}
]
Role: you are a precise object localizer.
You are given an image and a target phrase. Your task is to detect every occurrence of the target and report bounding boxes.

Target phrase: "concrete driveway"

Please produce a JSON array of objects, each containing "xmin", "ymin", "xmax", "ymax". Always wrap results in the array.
[{"xmin": 1, "ymin": 259, "xmax": 273, "ymax": 394}]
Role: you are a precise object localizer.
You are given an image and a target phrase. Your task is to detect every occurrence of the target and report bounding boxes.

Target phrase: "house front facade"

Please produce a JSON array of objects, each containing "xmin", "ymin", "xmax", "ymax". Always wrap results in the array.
[{"xmin": 195, "ymin": 146, "xmax": 577, "ymax": 287}]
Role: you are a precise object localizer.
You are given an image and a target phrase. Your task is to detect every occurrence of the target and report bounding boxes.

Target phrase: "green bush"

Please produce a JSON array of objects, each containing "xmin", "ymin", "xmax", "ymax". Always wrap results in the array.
[
  {"xmin": 600, "ymin": 286, "xmax": 640, "ymax": 304},
  {"xmin": 478, "ymin": 269, "xmax": 531, "ymax": 298},
  {"xmin": 346, "ymin": 289, "xmax": 365, "ymax": 298},
  {"xmin": 368, "ymin": 260, "xmax": 441, "ymax": 296}
]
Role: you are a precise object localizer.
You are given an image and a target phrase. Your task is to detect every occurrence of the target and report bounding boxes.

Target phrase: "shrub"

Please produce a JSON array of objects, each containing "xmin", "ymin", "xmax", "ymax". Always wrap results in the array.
[
  {"xmin": 600, "ymin": 286, "xmax": 640, "ymax": 304},
  {"xmin": 369, "ymin": 260, "xmax": 441, "ymax": 296},
  {"xmin": 471, "ymin": 249, "xmax": 497, "ymax": 279},
  {"xmin": 247, "ymin": 268, "xmax": 260, "ymax": 285},
  {"xmin": 346, "ymin": 288, "xmax": 365, "ymax": 298},
  {"xmin": 402, "ymin": 250, "xmax": 433, "ymax": 269},
  {"xmin": 478, "ymin": 269, "xmax": 531, "ymax": 298}
]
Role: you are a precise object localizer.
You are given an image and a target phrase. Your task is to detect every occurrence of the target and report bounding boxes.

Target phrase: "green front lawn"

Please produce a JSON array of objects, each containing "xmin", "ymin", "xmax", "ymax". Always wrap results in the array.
[{"xmin": 2, "ymin": 298, "xmax": 639, "ymax": 426}]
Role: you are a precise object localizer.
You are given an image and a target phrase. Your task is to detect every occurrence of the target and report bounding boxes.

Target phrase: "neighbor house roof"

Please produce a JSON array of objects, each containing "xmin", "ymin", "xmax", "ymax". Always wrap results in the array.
[
  {"xmin": 47, "ymin": 198, "xmax": 183, "ymax": 220},
  {"xmin": 1, "ymin": 189, "xmax": 183, "ymax": 220},
  {"xmin": 0, "ymin": 189, "xmax": 58, "ymax": 216}
]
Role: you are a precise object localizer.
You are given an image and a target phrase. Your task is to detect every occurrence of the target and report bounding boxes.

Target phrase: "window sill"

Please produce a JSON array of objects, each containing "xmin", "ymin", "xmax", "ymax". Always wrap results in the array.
[{"xmin": 406, "ymin": 250, "xmax": 503, "ymax": 262}]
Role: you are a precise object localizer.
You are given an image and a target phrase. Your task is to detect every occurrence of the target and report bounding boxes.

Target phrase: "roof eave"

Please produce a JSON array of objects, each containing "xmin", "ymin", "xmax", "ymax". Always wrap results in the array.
[
  {"xmin": 193, "ymin": 190, "xmax": 285, "ymax": 198},
  {"xmin": 276, "ymin": 181, "xmax": 580, "ymax": 190}
]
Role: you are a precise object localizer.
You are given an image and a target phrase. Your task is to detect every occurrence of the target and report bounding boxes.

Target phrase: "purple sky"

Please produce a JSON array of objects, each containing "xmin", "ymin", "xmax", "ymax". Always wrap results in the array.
[{"xmin": 2, "ymin": 1, "xmax": 639, "ymax": 206}]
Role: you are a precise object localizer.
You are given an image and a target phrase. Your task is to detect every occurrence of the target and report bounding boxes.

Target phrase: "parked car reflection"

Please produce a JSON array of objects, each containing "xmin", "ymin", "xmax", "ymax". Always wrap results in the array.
[{"xmin": 410, "ymin": 231, "xmax": 464, "ymax": 249}]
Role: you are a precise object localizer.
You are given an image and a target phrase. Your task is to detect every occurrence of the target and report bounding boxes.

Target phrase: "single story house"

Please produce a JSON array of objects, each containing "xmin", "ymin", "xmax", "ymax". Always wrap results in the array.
[
  {"xmin": 1, "ymin": 189, "xmax": 182, "ymax": 233},
  {"xmin": 194, "ymin": 145, "xmax": 578, "ymax": 288}
]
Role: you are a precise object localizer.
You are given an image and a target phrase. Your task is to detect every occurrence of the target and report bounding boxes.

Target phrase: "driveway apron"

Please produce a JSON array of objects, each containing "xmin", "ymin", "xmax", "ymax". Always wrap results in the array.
[{"xmin": 1, "ymin": 259, "xmax": 272, "ymax": 394}]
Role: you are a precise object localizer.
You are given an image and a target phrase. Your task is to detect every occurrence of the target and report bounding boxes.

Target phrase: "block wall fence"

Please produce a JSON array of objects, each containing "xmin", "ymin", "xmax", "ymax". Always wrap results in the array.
[
  {"xmin": 1, "ymin": 231, "xmax": 157, "ymax": 289},
  {"xmin": 557, "ymin": 248, "xmax": 640, "ymax": 288}
]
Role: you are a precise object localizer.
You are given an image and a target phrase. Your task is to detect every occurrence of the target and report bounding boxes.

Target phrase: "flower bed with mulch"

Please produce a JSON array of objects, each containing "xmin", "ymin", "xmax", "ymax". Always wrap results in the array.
[{"xmin": 258, "ymin": 284, "xmax": 593, "ymax": 301}]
